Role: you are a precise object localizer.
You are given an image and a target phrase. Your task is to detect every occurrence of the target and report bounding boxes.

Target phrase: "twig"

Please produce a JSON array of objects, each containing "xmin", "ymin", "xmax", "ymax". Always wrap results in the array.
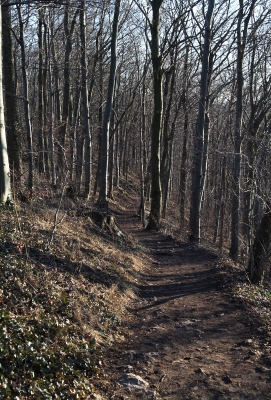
[
  {"xmin": 49, "ymin": 170, "xmax": 68, "ymax": 245},
  {"xmin": 49, "ymin": 147, "xmax": 69, "ymax": 246}
]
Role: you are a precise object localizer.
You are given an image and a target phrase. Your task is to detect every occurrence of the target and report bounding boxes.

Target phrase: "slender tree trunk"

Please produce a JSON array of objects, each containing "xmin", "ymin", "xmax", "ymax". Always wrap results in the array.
[
  {"xmin": 179, "ymin": 111, "xmax": 188, "ymax": 226},
  {"xmin": 189, "ymin": 0, "xmax": 214, "ymax": 242},
  {"xmin": 70, "ymin": 77, "xmax": 81, "ymax": 182},
  {"xmin": 50, "ymin": 10, "xmax": 60, "ymax": 124},
  {"xmin": 139, "ymin": 72, "xmax": 147, "ymax": 227},
  {"xmin": 147, "ymin": 0, "xmax": 164, "ymax": 230},
  {"xmin": 108, "ymin": 105, "xmax": 115, "ymax": 199},
  {"xmin": 0, "ymin": 5, "xmax": 11, "ymax": 203},
  {"xmin": 48, "ymin": 19, "xmax": 56, "ymax": 187},
  {"xmin": 115, "ymin": 128, "xmax": 120, "ymax": 187},
  {"xmin": 80, "ymin": 0, "xmax": 91, "ymax": 198},
  {"xmin": 58, "ymin": 3, "xmax": 79, "ymax": 177},
  {"xmin": 2, "ymin": 0, "xmax": 21, "ymax": 180},
  {"xmin": 162, "ymin": 138, "xmax": 174, "ymax": 218},
  {"xmin": 161, "ymin": 57, "xmax": 175, "ymax": 218},
  {"xmin": 17, "ymin": 0, "xmax": 34, "ymax": 193},
  {"xmin": 99, "ymin": 0, "xmax": 120, "ymax": 203},
  {"xmin": 38, "ymin": 9, "xmax": 45, "ymax": 173},
  {"xmin": 76, "ymin": 130, "xmax": 84, "ymax": 193},
  {"xmin": 230, "ymin": 0, "xmax": 256, "ymax": 260},
  {"xmin": 242, "ymin": 43, "xmax": 270, "ymax": 257},
  {"xmin": 249, "ymin": 201, "xmax": 271, "ymax": 284},
  {"xmin": 43, "ymin": 17, "xmax": 50, "ymax": 177},
  {"xmin": 179, "ymin": 43, "xmax": 190, "ymax": 227},
  {"xmin": 92, "ymin": 22, "xmax": 104, "ymax": 199}
]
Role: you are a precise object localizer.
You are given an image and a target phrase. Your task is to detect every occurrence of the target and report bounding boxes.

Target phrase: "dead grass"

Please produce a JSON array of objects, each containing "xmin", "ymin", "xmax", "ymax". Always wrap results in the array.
[{"xmin": 0, "ymin": 185, "xmax": 145, "ymax": 399}]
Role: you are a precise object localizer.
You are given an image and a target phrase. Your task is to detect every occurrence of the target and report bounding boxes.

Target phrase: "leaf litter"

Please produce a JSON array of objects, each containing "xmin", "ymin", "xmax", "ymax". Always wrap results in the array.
[
  {"xmin": 0, "ymin": 194, "xmax": 142, "ymax": 399},
  {"xmin": 1, "ymin": 182, "xmax": 271, "ymax": 399}
]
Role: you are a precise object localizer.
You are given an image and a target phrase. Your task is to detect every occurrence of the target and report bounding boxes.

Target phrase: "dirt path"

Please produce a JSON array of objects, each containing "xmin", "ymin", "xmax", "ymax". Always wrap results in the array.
[{"xmin": 98, "ymin": 211, "xmax": 271, "ymax": 400}]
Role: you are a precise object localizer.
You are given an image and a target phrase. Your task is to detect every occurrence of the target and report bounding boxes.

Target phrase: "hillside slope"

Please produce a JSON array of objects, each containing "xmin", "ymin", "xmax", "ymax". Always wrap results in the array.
[{"xmin": 0, "ymin": 181, "xmax": 271, "ymax": 399}]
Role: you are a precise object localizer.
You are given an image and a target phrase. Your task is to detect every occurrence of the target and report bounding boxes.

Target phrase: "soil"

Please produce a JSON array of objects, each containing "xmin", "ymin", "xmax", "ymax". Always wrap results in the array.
[{"xmin": 97, "ymin": 208, "xmax": 271, "ymax": 400}]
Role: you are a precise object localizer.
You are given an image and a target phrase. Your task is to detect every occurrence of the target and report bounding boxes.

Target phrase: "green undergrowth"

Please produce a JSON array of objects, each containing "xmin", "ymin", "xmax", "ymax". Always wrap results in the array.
[{"xmin": 0, "ymin": 198, "xmax": 141, "ymax": 398}]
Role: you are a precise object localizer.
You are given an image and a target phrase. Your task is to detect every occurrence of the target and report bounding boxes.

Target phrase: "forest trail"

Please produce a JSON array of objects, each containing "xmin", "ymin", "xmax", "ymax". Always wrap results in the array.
[{"xmin": 98, "ymin": 208, "xmax": 271, "ymax": 400}]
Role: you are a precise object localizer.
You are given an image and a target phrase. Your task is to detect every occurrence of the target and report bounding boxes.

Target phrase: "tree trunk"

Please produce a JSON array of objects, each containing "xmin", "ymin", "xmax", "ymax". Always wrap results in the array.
[
  {"xmin": 47, "ymin": 17, "xmax": 56, "ymax": 187},
  {"xmin": 99, "ymin": 0, "xmax": 120, "ymax": 203},
  {"xmin": 249, "ymin": 204, "xmax": 271, "ymax": 284},
  {"xmin": 17, "ymin": 0, "xmax": 34, "ymax": 193},
  {"xmin": 0, "ymin": 2, "xmax": 11, "ymax": 203},
  {"xmin": 146, "ymin": 0, "xmax": 164, "ymax": 230},
  {"xmin": 80, "ymin": 0, "xmax": 91, "ymax": 198},
  {"xmin": 2, "ymin": 0, "xmax": 21, "ymax": 180},
  {"xmin": 43, "ymin": 17, "xmax": 50, "ymax": 178},
  {"xmin": 162, "ymin": 138, "xmax": 174, "ymax": 218},
  {"xmin": 108, "ymin": 107, "xmax": 115, "ymax": 200},
  {"xmin": 58, "ymin": 3, "xmax": 79, "ymax": 177},
  {"xmin": 189, "ymin": 0, "xmax": 214, "ymax": 242},
  {"xmin": 38, "ymin": 9, "xmax": 45, "ymax": 174},
  {"xmin": 0, "ymin": 4, "xmax": 11, "ymax": 203},
  {"xmin": 139, "ymin": 70, "xmax": 148, "ymax": 227},
  {"xmin": 179, "ymin": 43, "xmax": 190, "ymax": 227},
  {"xmin": 230, "ymin": 0, "xmax": 256, "ymax": 260}
]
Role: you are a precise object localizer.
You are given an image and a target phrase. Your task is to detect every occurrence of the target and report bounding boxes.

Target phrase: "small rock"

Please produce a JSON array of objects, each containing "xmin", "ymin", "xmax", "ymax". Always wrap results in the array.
[
  {"xmin": 118, "ymin": 373, "xmax": 157, "ymax": 399},
  {"xmin": 125, "ymin": 350, "xmax": 136, "ymax": 359},
  {"xmin": 249, "ymin": 350, "xmax": 260, "ymax": 356},
  {"xmin": 176, "ymin": 325, "xmax": 188, "ymax": 331},
  {"xmin": 144, "ymin": 341, "xmax": 156, "ymax": 347},
  {"xmin": 222, "ymin": 375, "xmax": 232, "ymax": 384},
  {"xmin": 139, "ymin": 353, "xmax": 149, "ymax": 360},
  {"xmin": 116, "ymin": 364, "xmax": 135, "ymax": 371},
  {"xmin": 90, "ymin": 394, "xmax": 105, "ymax": 400},
  {"xmin": 195, "ymin": 368, "xmax": 205, "ymax": 374},
  {"xmin": 255, "ymin": 366, "xmax": 271, "ymax": 374},
  {"xmin": 238, "ymin": 339, "xmax": 253, "ymax": 347},
  {"xmin": 159, "ymin": 374, "xmax": 166, "ymax": 382}
]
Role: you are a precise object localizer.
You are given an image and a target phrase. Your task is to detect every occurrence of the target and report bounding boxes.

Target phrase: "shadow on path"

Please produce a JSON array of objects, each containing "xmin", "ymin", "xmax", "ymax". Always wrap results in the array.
[{"xmin": 102, "ymin": 207, "xmax": 271, "ymax": 400}]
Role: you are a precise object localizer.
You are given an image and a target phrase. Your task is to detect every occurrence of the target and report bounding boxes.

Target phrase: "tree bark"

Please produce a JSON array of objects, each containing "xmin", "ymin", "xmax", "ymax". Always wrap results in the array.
[
  {"xmin": 230, "ymin": 0, "xmax": 256, "ymax": 260},
  {"xmin": 146, "ymin": 0, "xmax": 164, "ymax": 230},
  {"xmin": 2, "ymin": 0, "xmax": 21, "ymax": 180},
  {"xmin": 58, "ymin": 2, "xmax": 79, "ymax": 177},
  {"xmin": 179, "ymin": 42, "xmax": 190, "ymax": 227},
  {"xmin": 80, "ymin": 0, "xmax": 91, "ymax": 198},
  {"xmin": 99, "ymin": 0, "xmax": 120, "ymax": 203},
  {"xmin": 38, "ymin": 9, "xmax": 45, "ymax": 174},
  {"xmin": 17, "ymin": 0, "xmax": 34, "ymax": 193},
  {"xmin": 0, "ymin": 4, "xmax": 11, "ymax": 203},
  {"xmin": 249, "ymin": 204, "xmax": 271, "ymax": 284},
  {"xmin": 189, "ymin": 0, "xmax": 214, "ymax": 242}
]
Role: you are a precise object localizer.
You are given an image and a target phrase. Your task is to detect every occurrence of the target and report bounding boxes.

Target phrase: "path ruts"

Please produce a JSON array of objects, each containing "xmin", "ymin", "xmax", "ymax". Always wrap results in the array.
[{"xmin": 99, "ymin": 209, "xmax": 271, "ymax": 400}]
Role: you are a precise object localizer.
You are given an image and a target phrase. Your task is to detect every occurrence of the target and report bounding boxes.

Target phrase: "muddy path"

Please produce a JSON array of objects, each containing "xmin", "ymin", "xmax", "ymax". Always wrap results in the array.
[{"xmin": 98, "ymin": 211, "xmax": 271, "ymax": 400}]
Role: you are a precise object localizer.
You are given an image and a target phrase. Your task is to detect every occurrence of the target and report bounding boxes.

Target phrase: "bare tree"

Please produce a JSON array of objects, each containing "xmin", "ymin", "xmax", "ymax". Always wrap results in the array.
[
  {"xmin": 230, "ymin": 0, "xmax": 256, "ymax": 260},
  {"xmin": 0, "ymin": 3, "xmax": 11, "ymax": 203},
  {"xmin": 189, "ymin": 0, "xmax": 215, "ymax": 242},
  {"xmin": 99, "ymin": 0, "xmax": 121, "ymax": 203}
]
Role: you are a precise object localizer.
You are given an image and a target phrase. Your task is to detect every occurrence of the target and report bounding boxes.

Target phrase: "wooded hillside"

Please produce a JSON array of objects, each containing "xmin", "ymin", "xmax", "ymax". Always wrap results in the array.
[{"xmin": 1, "ymin": 1, "xmax": 271, "ymax": 286}]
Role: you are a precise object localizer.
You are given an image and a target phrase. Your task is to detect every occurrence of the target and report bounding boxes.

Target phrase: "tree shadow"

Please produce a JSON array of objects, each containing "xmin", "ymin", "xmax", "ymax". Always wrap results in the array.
[{"xmin": 0, "ymin": 239, "xmax": 133, "ymax": 292}]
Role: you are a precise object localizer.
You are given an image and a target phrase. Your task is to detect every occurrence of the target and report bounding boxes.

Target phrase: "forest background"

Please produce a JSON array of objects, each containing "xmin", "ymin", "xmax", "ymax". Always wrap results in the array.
[{"xmin": 1, "ymin": 0, "xmax": 271, "ymax": 283}]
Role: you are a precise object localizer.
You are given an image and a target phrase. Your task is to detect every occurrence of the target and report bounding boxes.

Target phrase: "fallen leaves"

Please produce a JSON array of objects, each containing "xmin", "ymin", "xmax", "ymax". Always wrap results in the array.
[
  {"xmin": 216, "ymin": 258, "xmax": 271, "ymax": 334},
  {"xmin": 0, "ymin": 201, "xmax": 139, "ymax": 398}
]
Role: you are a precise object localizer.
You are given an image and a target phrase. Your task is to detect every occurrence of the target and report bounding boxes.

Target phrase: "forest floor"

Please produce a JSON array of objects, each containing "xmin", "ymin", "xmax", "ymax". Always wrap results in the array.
[
  {"xmin": 1, "ymin": 179, "xmax": 271, "ymax": 399},
  {"xmin": 96, "ymin": 197, "xmax": 271, "ymax": 399}
]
